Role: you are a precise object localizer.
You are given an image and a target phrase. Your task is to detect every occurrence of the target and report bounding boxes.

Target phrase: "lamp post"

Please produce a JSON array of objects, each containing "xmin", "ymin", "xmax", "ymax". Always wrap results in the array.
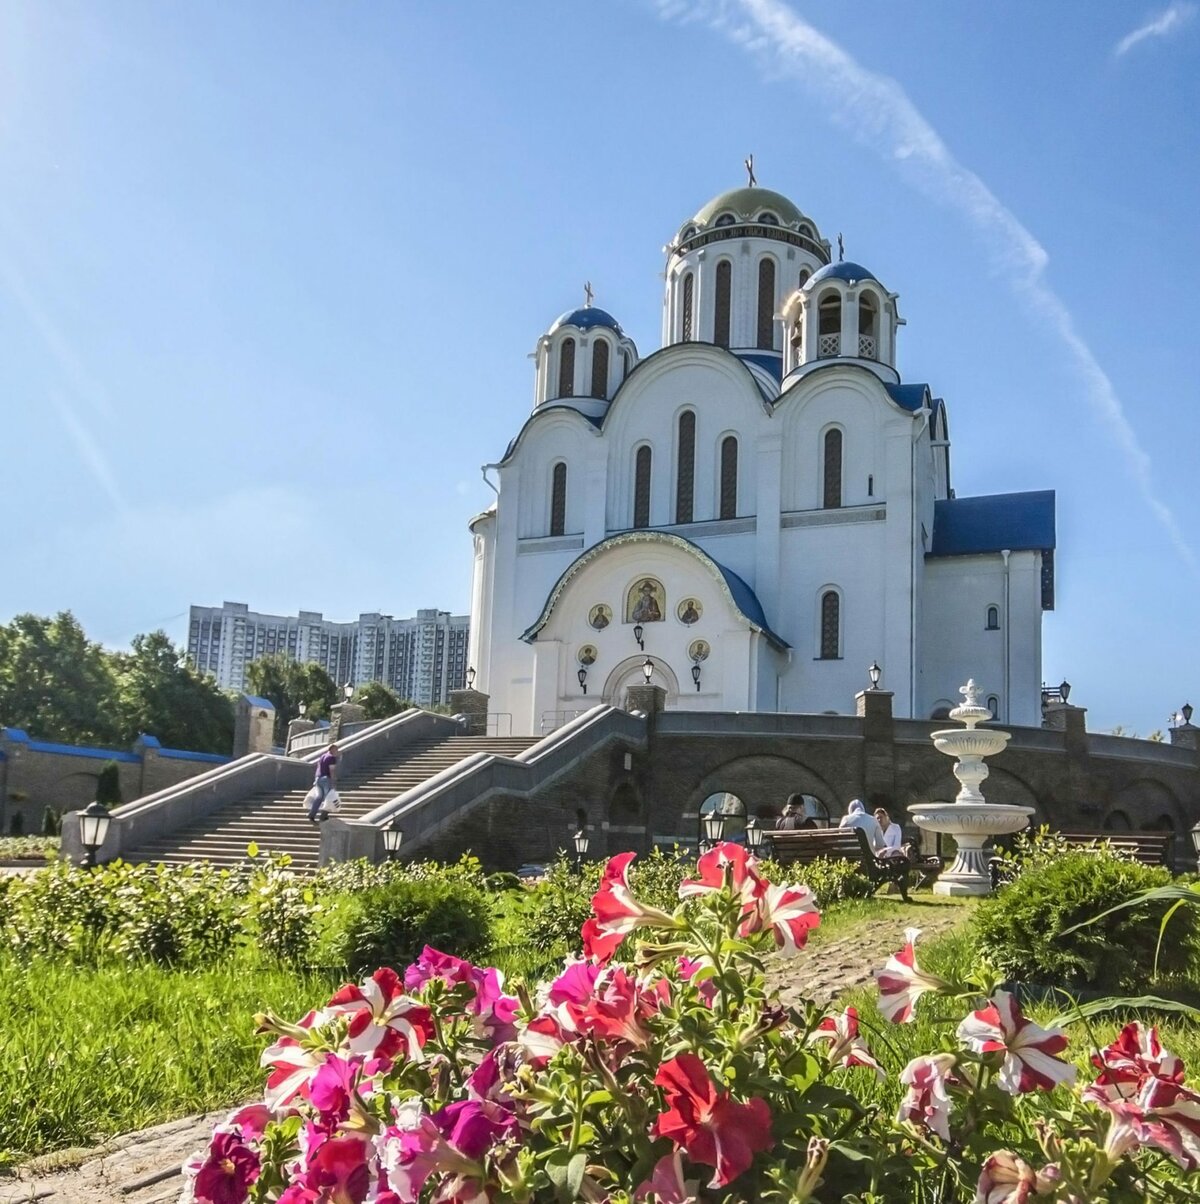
[
  {"xmin": 642, "ymin": 657, "xmax": 654, "ymax": 684},
  {"xmin": 1184, "ymin": 702, "xmax": 1194, "ymax": 725},
  {"xmin": 1059, "ymin": 679, "xmax": 1071, "ymax": 703},
  {"xmin": 701, "ymin": 809, "xmax": 725, "ymax": 853},
  {"xmin": 745, "ymin": 817, "xmax": 763, "ymax": 855},
  {"xmin": 343, "ymin": 682, "xmax": 354, "ymax": 702},
  {"xmin": 466, "ymin": 666, "xmax": 476, "ymax": 690},
  {"xmin": 78, "ymin": 801, "xmax": 112, "ymax": 870},
  {"xmin": 383, "ymin": 817, "xmax": 404, "ymax": 861},
  {"xmin": 577, "ymin": 667, "xmax": 588, "ymax": 695},
  {"xmin": 1192, "ymin": 820, "xmax": 1200, "ymax": 874},
  {"xmin": 573, "ymin": 828, "xmax": 590, "ymax": 873},
  {"xmin": 298, "ymin": 701, "xmax": 307, "ymax": 717},
  {"xmin": 633, "ymin": 623, "xmax": 645, "ymax": 652},
  {"xmin": 868, "ymin": 661, "xmax": 882, "ymax": 690},
  {"xmin": 691, "ymin": 663, "xmax": 701, "ymax": 692}
]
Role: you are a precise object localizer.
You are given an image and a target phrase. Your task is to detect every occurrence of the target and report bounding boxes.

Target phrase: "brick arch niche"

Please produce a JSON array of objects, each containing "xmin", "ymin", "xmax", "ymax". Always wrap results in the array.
[{"xmin": 684, "ymin": 755, "xmax": 841, "ymax": 827}]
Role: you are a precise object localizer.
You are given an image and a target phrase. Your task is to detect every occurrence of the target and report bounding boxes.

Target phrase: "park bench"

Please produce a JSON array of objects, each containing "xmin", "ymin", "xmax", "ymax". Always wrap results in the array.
[
  {"xmin": 987, "ymin": 829, "xmax": 1176, "ymax": 889},
  {"xmin": 766, "ymin": 827, "xmax": 940, "ymax": 902}
]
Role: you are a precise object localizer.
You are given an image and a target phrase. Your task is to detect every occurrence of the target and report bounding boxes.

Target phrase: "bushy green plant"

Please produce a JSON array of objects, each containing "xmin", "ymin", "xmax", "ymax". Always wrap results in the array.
[
  {"xmin": 973, "ymin": 850, "xmax": 1200, "ymax": 990},
  {"xmin": 312, "ymin": 852, "xmax": 487, "ymax": 896},
  {"xmin": 246, "ymin": 852, "xmax": 321, "ymax": 964},
  {"xmin": 0, "ymin": 835, "xmax": 59, "ymax": 861},
  {"xmin": 514, "ymin": 855, "xmax": 603, "ymax": 954},
  {"xmin": 793, "ymin": 855, "xmax": 874, "ymax": 904},
  {"xmin": 95, "ymin": 760, "xmax": 122, "ymax": 807},
  {"xmin": 41, "ymin": 807, "xmax": 60, "ymax": 837},
  {"xmin": 315, "ymin": 876, "xmax": 492, "ymax": 976}
]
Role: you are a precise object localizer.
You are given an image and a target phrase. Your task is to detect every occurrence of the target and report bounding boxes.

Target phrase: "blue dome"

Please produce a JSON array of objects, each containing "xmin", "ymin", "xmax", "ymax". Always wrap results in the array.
[
  {"xmin": 804, "ymin": 261, "xmax": 878, "ymax": 288},
  {"xmin": 549, "ymin": 306, "xmax": 624, "ymax": 334}
]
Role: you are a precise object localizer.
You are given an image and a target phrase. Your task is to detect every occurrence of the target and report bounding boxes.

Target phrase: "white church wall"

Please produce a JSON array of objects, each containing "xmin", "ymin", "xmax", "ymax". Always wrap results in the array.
[{"xmin": 514, "ymin": 412, "xmax": 595, "ymax": 539}]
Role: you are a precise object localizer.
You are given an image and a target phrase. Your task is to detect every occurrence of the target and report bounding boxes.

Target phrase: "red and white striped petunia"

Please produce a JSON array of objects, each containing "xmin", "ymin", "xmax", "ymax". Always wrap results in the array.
[
  {"xmin": 956, "ymin": 990, "xmax": 1075, "ymax": 1095},
  {"xmin": 973, "ymin": 1150, "xmax": 1061, "ymax": 1204},
  {"xmin": 324, "ymin": 967, "xmax": 434, "ymax": 1064},
  {"xmin": 807, "ymin": 1006, "xmax": 884, "ymax": 1079},
  {"xmin": 738, "ymin": 879, "xmax": 821, "ymax": 956},
  {"xmin": 583, "ymin": 852, "xmax": 679, "ymax": 964},
  {"xmin": 896, "ymin": 1053, "xmax": 958, "ymax": 1141},
  {"xmin": 679, "ymin": 843, "xmax": 765, "ymax": 905},
  {"xmin": 874, "ymin": 928, "xmax": 948, "ymax": 1024},
  {"xmin": 1084, "ymin": 1021, "xmax": 1185, "ymax": 1108}
]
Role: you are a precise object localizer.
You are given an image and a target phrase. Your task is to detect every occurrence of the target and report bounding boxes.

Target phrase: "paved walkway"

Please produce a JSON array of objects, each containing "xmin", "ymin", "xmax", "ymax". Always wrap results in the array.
[{"xmin": 4, "ymin": 903, "xmax": 968, "ymax": 1203}]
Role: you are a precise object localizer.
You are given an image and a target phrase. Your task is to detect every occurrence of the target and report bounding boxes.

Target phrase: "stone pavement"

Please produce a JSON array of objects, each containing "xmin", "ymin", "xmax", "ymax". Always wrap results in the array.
[{"xmin": 0, "ymin": 1110, "xmax": 225, "ymax": 1204}]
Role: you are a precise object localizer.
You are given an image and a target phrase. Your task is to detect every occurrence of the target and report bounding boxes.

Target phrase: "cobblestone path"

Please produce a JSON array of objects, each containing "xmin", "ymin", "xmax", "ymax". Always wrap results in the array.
[{"xmin": 4, "ymin": 901, "xmax": 970, "ymax": 1203}]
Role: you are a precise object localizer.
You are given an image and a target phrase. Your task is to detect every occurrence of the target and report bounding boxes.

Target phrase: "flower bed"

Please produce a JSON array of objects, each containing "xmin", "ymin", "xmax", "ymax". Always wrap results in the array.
[{"xmin": 182, "ymin": 844, "xmax": 1200, "ymax": 1202}]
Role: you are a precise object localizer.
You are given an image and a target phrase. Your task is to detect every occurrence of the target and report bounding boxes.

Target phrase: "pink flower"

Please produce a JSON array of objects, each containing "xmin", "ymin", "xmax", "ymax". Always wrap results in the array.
[
  {"xmin": 569, "ymin": 965, "xmax": 663, "ymax": 1050},
  {"xmin": 518, "ymin": 1008, "xmax": 576, "ymax": 1064},
  {"xmin": 260, "ymin": 1036, "xmax": 327, "ymax": 1111},
  {"xmin": 956, "ymin": 991, "xmax": 1075, "ymax": 1094},
  {"xmin": 547, "ymin": 958, "xmax": 602, "ymax": 1006},
  {"xmin": 325, "ymin": 967, "xmax": 434, "ymax": 1063},
  {"xmin": 402, "ymin": 948, "xmax": 519, "ymax": 1045},
  {"xmin": 974, "ymin": 1150, "xmax": 1061, "ymax": 1203},
  {"xmin": 299, "ymin": 1136, "xmax": 373, "ymax": 1204},
  {"xmin": 806, "ymin": 1006, "xmax": 884, "ymax": 1079},
  {"xmin": 677, "ymin": 956, "xmax": 717, "ymax": 1008},
  {"xmin": 652, "ymin": 1053, "xmax": 774, "ymax": 1188},
  {"xmin": 897, "ymin": 1053, "xmax": 958, "ymax": 1141},
  {"xmin": 224, "ymin": 1103, "xmax": 273, "ymax": 1142},
  {"xmin": 634, "ymin": 1150, "xmax": 697, "ymax": 1203},
  {"xmin": 584, "ymin": 853, "xmax": 679, "ymax": 964},
  {"xmin": 874, "ymin": 928, "xmax": 948, "ymax": 1023},
  {"xmin": 739, "ymin": 880, "xmax": 820, "ymax": 955},
  {"xmin": 1084, "ymin": 1021, "xmax": 1185, "ymax": 1108},
  {"xmin": 189, "ymin": 1130, "xmax": 260, "ymax": 1204},
  {"xmin": 306, "ymin": 1055, "xmax": 378, "ymax": 1133},
  {"xmin": 679, "ymin": 843, "xmax": 765, "ymax": 904}
]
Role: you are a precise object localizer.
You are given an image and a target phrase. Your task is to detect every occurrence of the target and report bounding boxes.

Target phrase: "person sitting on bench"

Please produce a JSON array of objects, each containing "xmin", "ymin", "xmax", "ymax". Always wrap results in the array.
[
  {"xmin": 874, "ymin": 807, "xmax": 912, "ymax": 860},
  {"xmin": 838, "ymin": 799, "xmax": 885, "ymax": 853}
]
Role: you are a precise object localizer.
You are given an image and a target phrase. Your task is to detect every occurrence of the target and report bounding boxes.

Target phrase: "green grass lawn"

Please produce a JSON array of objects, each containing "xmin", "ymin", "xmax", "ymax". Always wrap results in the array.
[{"xmin": 0, "ymin": 949, "xmax": 341, "ymax": 1160}]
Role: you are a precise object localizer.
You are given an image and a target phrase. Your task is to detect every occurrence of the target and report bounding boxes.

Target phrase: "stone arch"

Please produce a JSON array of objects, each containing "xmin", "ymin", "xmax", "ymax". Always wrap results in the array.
[
  {"xmin": 1102, "ymin": 809, "xmax": 1133, "ymax": 831},
  {"xmin": 602, "ymin": 655, "xmax": 680, "ymax": 707},
  {"xmin": 685, "ymin": 754, "xmax": 842, "ymax": 823},
  {"xmin": 1110, "ymin": 778, "xmax": 1184, "ymax": 833},
  {"xmin": 50, "ymin": 770, "xmax": 103, "ymax": 812},
  {"xmin": 605, "ymin": 780, "xmax": 644, "ymax": 856}
]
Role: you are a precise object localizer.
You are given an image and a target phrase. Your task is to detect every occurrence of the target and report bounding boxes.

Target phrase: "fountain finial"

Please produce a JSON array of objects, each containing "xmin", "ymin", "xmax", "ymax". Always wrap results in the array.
[{"xmin": 949, "ymin": 678, "xmax": 992, "ymax": 729}]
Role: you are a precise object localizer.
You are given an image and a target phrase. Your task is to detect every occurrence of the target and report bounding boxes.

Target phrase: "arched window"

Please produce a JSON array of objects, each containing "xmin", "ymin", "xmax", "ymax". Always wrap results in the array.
[
  {"xmin": 719, "ymin": 435, "xmax": 738, "ymax": 520},
  {"xmin": 558, "ymin": 338, "xmax": 575, "ymax": 397},
  {"xmin": 756, "ymin": 258, "xmax": 776, "ymax": 349},
  {"xmin": 798, "ymin": 268, "xmax": 811, "ymax": 288},
  {"xmin": 817, "ymin": 291, "xmax": 841, "ymax": 357},
  {"xmin": 713, "ymin": 260, "xmax": 732, "ymax": 348},
  {"xmin": 715, "ymin": 213, "xmax": 736, "ymax": 227},
  {"xmin": 590, "ymin": 340, "xmax": 609, "ymax": 398},
  {"xmin": 822, "ymin": 428, "xmax": 843, "ymax": 509},
  {"xmin": 986, "ymin": 695, "xmax": 1000, "ymax": 717},
  {"xmin": 681, "ymin": 272, "xmax": 694, "ymax": 342},
  {"xmin": 857, "ymin": 293, "xmax": 879, "ymax": 359},
  {"xmin": 549, "ymin": 462, "xmax": 567, "ymax": 537},
  {"xmin": 675, "ymin": 411, "xmax": 695, "ymax": 524},
  {"xmin": 986, "ymin": 605, "xmax": 1000, "ymax": 630},
  {"xmin": 819, "ymin": 591, "xmax": 840, "ymax": 659},
  {"xmin": 633, "ymin": 446, "xmax": 652, "ymax": 529}
]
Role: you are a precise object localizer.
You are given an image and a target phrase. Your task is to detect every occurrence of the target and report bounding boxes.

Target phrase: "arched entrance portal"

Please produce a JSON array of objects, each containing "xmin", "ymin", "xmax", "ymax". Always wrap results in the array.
[
  {"xmin": 602, "ymin": 655, "xmax": 680, "ymax": 708},
  {"xmin": 699, "ymin": 792, "xmax": 746, "ymax": 846}
]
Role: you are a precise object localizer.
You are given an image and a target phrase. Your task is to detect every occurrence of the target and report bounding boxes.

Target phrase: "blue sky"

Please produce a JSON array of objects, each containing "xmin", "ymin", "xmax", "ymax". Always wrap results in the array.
[{"xmin": 1, "ymin": 1, "xmax": 1197, "ymax": 734}]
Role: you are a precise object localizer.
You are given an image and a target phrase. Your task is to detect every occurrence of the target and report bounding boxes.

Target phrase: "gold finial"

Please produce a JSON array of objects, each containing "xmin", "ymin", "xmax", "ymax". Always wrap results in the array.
[
  {"xmin": 744, "ymin": 154, "xmax": 756, "ymax": 187},
  {"xmin": 584, "ymin": 280, "xmax": 594, "ymax": 307},
  {"xmin": 837, "ymin": 233, "xmax": 845, "ymax": 262}
]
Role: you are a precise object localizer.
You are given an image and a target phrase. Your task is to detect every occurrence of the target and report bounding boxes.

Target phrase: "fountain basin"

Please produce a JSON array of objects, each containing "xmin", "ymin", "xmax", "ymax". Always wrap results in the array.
[
  {"xmin": 909, "ymin": 800, "xmax": 1034, "ymax": 896},
  {"xmin": 930, "ymin": 728, "xmax": 1011, "ymax": 759}
]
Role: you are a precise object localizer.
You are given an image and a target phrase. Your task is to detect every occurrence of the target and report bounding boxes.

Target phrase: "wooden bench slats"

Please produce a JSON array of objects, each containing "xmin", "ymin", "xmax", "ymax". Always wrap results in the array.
[{"xmin": 766, "ymin": 826, "xmax": 923, "ymax": 900}]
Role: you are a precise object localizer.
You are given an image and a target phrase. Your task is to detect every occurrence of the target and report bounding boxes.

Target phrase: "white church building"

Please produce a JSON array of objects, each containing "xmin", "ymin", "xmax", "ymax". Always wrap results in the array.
[{"xmin": 467, "ymin": 184, "xmax": 1055, "ymax": 736}]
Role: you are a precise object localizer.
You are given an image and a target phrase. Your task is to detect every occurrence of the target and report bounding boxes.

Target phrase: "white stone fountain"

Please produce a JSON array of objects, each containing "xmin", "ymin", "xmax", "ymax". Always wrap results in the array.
[{"xmin": 908, "ymin": 679, "xmax": 1034, "ymax": 896}]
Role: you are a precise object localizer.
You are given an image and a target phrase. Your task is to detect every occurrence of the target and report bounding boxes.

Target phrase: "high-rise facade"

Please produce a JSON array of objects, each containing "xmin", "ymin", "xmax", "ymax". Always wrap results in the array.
[{"xmin": 188, "ymin": 603, "xmax": 469, "ymax": 706}]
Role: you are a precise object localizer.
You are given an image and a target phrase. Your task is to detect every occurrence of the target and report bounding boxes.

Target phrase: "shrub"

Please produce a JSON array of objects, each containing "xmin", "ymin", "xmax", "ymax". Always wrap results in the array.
[
  {"xmin": 9, "ymin": 811, "xmax": 24, "ymax": 836},
  {"xmin": 315, "ymin": 877, "xmax": 493, "ymax": 976},
  {"xmin": 972, "ymin": 850, "xmax": 1200, "ymax": 990},
  {"xmin": 312, "ymin": 853, "xmax": 487, "ymax": 897},
  {"xmin": 514, "ymin": 856, "xmax": 602, "ymax": 954},
  {"xmin": 41, "ymin": 807, "xmax": 61, "ymax": 837},
  {"xmin": 95, "ymin": 760, "xmax": 122, "ymax": 807},
  {"xmin": 792, "ymin": 855, "xmax": 874, "ymax": 904}
]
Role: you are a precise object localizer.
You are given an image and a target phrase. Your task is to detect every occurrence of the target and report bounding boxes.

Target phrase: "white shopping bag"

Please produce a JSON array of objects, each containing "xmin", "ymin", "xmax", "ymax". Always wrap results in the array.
[
  {"xmin": 321, "ymin": 789, "xmax": 342, "ymax": 814},
  {"xmin": 303, "ymin": 785, "xmax": 322, "ymax": 810}
]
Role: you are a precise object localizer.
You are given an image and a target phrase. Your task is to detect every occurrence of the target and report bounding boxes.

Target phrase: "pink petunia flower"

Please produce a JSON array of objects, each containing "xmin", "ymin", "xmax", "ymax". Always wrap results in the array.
[
  {"xmin": 678, "ymin": 843, "xmax": 765, "ymax": 905},
  {"xmin": 633, "ymin": 1150, "xmax": 698, "ymax": 1203},
  {"xmin": 568, "ymin": 965, "xmax": 664, "ymax": 1050},
  {"xmin": 956, "ymin": 990, "xmax": 1076, "ymax": 1094},
  {"xmin": 298, "ymin": 1135, "xmax": 374, "ymax": 1204},
  {"xmin": 547, "ymin": 958, "xmax": 603, "ymax": 1006},
  {"xmin": 677, "ymin": 956, "xmax": 717, "ymax": 1008},
  {"xmin": 806, "ymin": 1006, "xmax": 884, "ymax": 1079},
  {"xmin": 260, "ymin": 1036, "xmax": 328, "ymax": 1111},
  {"xmin": 652, "ymin": 1053, "xmax": 774, "ymax": 1188},
  {"xmin": 187, "ymin": 1130, "xmax": 261, "ymax": 1204},
  {"xmin": 973, "ymin": 1150, "xmax": 1061, "ymax": 1203},
  {"xmin": 325, "ymin": 967, "xmax": 434, "ymax": 1063},
  {"xmin": 402, "ymin": 948, "xmax": 520, "ymax": 1045},
  {"xmin": 896, "ymin": 1053, "xmax": 958, "ymax": 1142},
  {"xmin": 874, "ymin": 928, "xmax": 949, "ymax": 1024},
  {"xmin": 738, "ymin": 880, "xmax": 820, "ymax": 955},
  {"xmin": 583, "ymin": 853, "xmax": 680, "ymax": 965}
]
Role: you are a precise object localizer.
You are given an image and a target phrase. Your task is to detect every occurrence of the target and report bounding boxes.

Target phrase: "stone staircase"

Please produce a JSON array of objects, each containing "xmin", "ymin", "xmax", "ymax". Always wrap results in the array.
[{"xmin": 124, "ymin": 734, "xmax": 538, "ymax": 871}]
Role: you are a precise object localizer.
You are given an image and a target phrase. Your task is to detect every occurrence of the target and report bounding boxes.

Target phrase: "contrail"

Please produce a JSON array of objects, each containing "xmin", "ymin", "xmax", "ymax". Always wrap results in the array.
[
  {"xmin": 1115, "ymin": 3, "xmax": 1195, "ymax": 57},
  {"xmin": 48, "ymin": 390, "xmax": 130, "ymax": 518},
  {"xmin": 654, "ymin": 0, "xmax": 1197, "ymax": 574}
]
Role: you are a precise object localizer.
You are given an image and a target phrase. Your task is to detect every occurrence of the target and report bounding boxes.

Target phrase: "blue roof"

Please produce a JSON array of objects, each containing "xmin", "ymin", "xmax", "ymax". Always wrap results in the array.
[
  {"xmin": 805, "ymin": 261, "xmax": 878, "ymax": 287},
  {"xmin": 242, "ymin": 694, "xmax": 275, "ymax": 709},
  {"xmin": 930, "ymin": 491, "xmax": 1056, "ymax": 557},
  {"xmin": 733, "ymin": 350, "xmax": 783, "ymax": 382},
  {"xmin": 549, "ymin": 306, "xmax": 624, "ymax": 334},
  {"xmin": 884, "ymin": 383, "xmax": 930, "ymax": 412}
]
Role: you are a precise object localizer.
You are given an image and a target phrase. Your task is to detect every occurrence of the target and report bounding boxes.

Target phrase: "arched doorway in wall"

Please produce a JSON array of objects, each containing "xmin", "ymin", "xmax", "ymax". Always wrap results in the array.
[
  {"xmin": 1102, "ymin": 810, "xmax": 1132, "ymax": 831},
  {"xmin": 784, "ymin": 792, "xmax": 832, "ymax": 829},
  {"xmin": 602, "ymin": 656, "xmax": 680, "ymax": 709},
  {"xmin": 699, "ymin": 791, "xmax": 746, "ymax": 847}
]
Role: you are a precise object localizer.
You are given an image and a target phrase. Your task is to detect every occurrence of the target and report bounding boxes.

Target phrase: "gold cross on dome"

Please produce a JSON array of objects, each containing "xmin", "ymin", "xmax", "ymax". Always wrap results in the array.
[
  {"xmin": 744, "ymin": 154, "xmax": 756, "ymax": 187},
  {"xmin": 584, "ymin": 281, "xmax": 594, "ymax": 307}
]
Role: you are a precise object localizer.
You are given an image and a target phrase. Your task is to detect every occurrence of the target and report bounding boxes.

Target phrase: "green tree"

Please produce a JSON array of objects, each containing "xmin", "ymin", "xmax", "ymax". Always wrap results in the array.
[
  {"xmin": 245, "ymin": 655, "xmax": 339, "ymax": 742},
  {"xmin": 0, "ymin": 612, "xmax": 121, "ymax": 745},
  {"xmin": 112, "ymin": 631, "xmax": 235, "ymax": 754},
  {"xmin": 354, "ymin": 681, "xmax": 410, "ymax": 721},
  {"xmin": 95, "ymin": 760, "xmax": 122, "ymax": 807}
]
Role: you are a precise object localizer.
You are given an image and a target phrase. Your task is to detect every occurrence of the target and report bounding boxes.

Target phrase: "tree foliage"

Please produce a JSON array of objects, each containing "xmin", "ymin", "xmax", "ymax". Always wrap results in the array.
[
  {"xmin": 244, "ymin": 654, "xmax": 339, "ymax": 742},
  {"xmin": 95, "ymin": 761, "xmax": 123, "ymax": 808},
  {"xmin": 353, "ymin": 680, "xmax": 410, "ymax": 721}
]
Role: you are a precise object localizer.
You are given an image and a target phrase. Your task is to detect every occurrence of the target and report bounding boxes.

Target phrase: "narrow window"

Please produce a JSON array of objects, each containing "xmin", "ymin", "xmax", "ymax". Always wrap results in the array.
[
  {"xmin": 818, "ymin": 291, "xmax": 841, "ymax": 357},
  {"xmin": 675, "ymin": 412, "xmax": 695, "ymax": 524},
  {"xmin": 756, "ymin": 258, "xmax": 775, "ymax": 349},
  {"xmin": 558, "ymin": 338, "xmax": 575, "ymax": 397},
  {"xmin": 823, "ymin": 429, "xmax": 843, "ymax": 509},
  {"xmin": 987, "ymin": 695, "xmax": 1000, "ymax": 716},
  {"xmin": 857, "ymin": 293, "xmax": 878, "ymax": 359},
  {"xmin": 590, "ymin": 340, "xmax": 609, "ymax": 398},
  {"xmin": 819, "ymin": 591, "xmax": 840, "ymax": 659},
  {"xmin": 681, "ymin": 272, "xmax": 694, "ymax": 342},
  {"xmin": 719, "ymin": 436, "xmax": 738, "ymax": 520},
  {"xmin": 867, "ymin": 474, "xmax": 874, "ymax": 497},
  {"xmin": 633, "ymin": 446, "xmax": 652, "ymax": 529},
  {"xmin": 549, "ymin": 463, "xmax": 567, "ymax": 537},
  {"xmin": 986, "ymin": 605, "xmax": 1000, "ymax": 630},
  {"xmin": 713, "ymin": 260, "xmax": 731, "ymax": 348}
]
